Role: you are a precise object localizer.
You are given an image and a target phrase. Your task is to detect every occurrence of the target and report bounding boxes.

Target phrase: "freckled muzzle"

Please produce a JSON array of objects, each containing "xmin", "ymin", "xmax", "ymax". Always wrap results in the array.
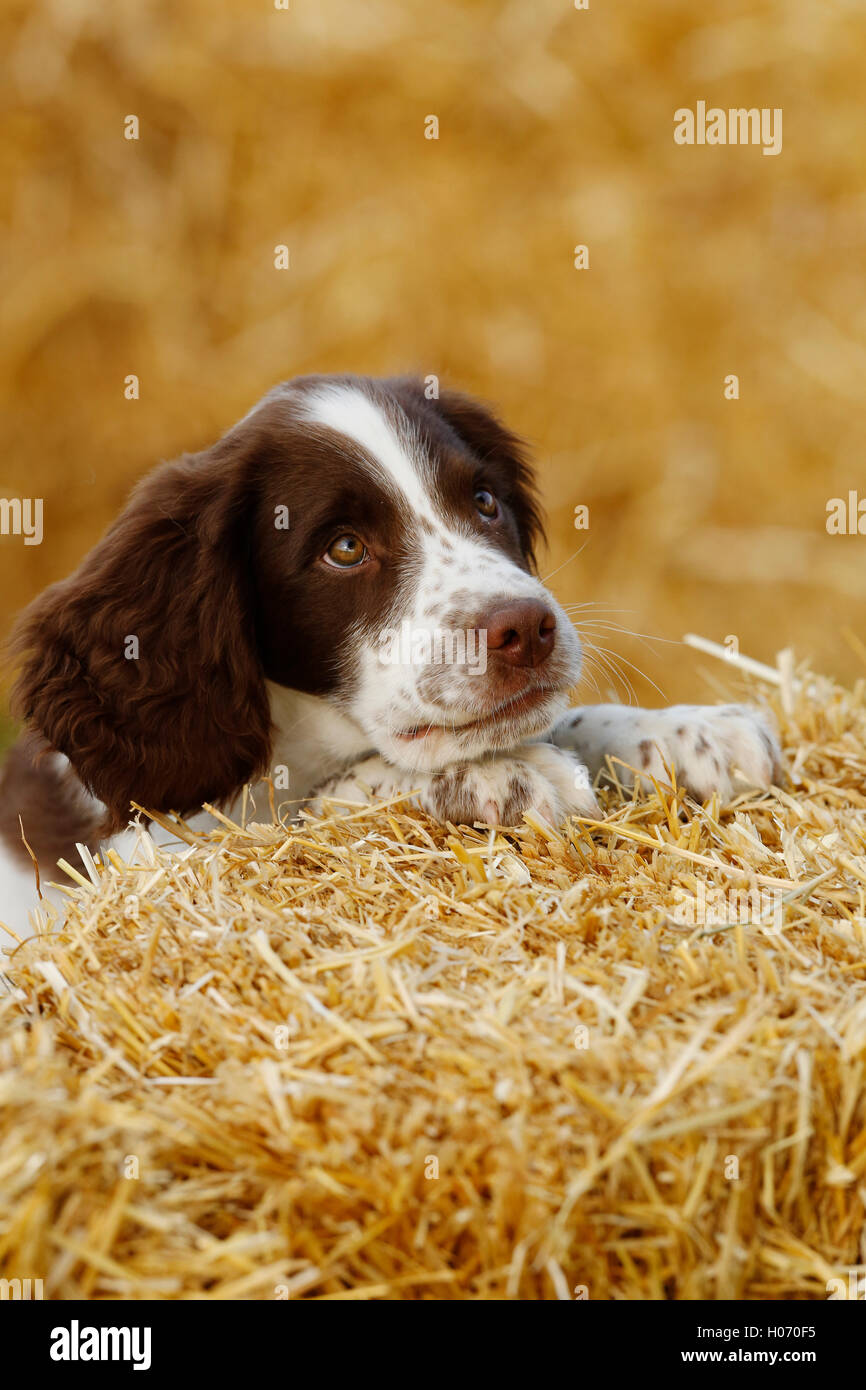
[
  {"xmin": 410, "ymin": 589, "xmax": 580, "ymax": 712},
  {"xmin": 368, "ymin": 581, "xmax": 583, "ymax": 769}
]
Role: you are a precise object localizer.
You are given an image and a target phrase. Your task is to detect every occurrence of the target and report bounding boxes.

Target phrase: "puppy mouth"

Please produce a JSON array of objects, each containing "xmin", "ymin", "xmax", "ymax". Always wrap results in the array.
[{"xmin": 394, "ymin": 686, "xmax": 556, "ymax": 742}]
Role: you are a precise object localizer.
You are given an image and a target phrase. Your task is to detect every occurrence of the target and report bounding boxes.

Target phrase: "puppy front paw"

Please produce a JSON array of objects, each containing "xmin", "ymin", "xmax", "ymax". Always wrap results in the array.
[
  {"xmin": 680, "ymin": 703, "xmax": 783, "ymax": 799},
  {"xmin": 309, "ymin": 746, "xmax": 599, "ymax": 827},
  {"xmin": 424, "ymin": 743, "xmax": 600, "ymax": 826},
  {"xmin": 555, "ymin": 703, "xmax": 782, "ymax": 802}
]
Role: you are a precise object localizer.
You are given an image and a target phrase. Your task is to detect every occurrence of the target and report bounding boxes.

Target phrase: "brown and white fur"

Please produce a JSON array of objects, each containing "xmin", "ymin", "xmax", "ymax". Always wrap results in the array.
[{"xmin": 0, "ymin": 375, "xmax": 781, "ymax": 944}]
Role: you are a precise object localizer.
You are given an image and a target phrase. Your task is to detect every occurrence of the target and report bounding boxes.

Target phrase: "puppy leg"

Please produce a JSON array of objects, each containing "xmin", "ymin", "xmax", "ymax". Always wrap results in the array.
[
  {"xmin": 308, "ymin": 744, "xmax": 599, "ymax": 826},
  {"xmin": 552, "ymin": 703, "xmax": 782, "ymax": 801}
]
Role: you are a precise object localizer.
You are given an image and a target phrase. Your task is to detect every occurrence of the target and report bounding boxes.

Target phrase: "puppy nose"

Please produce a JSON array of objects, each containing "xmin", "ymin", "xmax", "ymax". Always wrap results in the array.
[{"xmin": 482, "ymin": 600, "xmax": 556, "ymax": 668}]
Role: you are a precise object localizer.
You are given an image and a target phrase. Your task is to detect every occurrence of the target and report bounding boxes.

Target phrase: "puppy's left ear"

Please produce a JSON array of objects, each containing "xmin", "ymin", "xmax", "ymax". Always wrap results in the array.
[
  {"xmin": 429, "ymin": 386, "xmax": 546, "ymax": 569},
  {"xmin": 10, "ymin": 433, "xmax": 272, "ymax": 829}
]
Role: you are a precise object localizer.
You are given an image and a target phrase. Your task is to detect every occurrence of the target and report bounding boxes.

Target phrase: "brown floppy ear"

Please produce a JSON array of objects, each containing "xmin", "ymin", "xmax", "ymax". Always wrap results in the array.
[
  {"xmin": 10, "ymin": 435, "xmax": 271, "ymax": 830},
  {"xmin": 430, "ymin": 387, "xmax": 546, "ymax": 570}
]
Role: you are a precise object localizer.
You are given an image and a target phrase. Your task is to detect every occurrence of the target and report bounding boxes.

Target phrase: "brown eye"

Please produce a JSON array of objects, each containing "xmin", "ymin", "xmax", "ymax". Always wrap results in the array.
[
  {"xmin": 324, "ymin": 534, "xmax": 367, "ymax": 568},
  {"xmin": 474, "ymin": 488, "xmax": 499, "ymax": 519}
]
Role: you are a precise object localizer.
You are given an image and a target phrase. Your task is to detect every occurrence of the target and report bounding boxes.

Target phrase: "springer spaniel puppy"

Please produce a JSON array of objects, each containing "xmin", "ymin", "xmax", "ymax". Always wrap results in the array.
[{"xmin": 0, "ymin": 375, "xmax": 781, "ymax": 941}]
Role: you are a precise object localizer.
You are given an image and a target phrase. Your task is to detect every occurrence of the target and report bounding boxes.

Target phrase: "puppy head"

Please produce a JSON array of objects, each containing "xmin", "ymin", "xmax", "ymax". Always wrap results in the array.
[
  {"xmin": 263, "ymin": 375, "xmax": 583, "ymax": 773},
  {"xmin": 12, "ymin": 375, "xmax": 582, "ymax": 823}
]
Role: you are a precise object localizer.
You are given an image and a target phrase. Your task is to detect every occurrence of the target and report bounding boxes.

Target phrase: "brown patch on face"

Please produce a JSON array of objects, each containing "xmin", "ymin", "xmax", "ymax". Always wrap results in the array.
[
  {"xmin": 249, "ymin": 399, "xmax": 418, "ymax": 694},
  {"xmin": 384, "ymin": 377, "xmax": 544, "ymax": 571}
]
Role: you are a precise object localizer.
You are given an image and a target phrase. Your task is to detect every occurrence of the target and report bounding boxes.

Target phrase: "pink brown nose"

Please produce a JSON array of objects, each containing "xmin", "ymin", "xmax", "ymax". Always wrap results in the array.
[{"xmin": 482, "ymin": 600, "xmax": 556, "ymax": 669}]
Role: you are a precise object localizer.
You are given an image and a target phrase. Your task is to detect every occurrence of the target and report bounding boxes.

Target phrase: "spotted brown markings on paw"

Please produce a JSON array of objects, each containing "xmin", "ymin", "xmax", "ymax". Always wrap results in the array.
[
  {"xmin": 694, "ymin": 734, "xmax": 711, "ymax": 756},
  {"xmin": 429, "ymin": 762, "xmax": 472, "ymax": 821},
  {"xmin": 676, "ymin": 725, "xmax": 686, "ymax": 737},
  {"xmin": 501, "ymin": 772, "xmax": 532, "ymax": 825},
  {"xmin": 638, "ymin": 738, "xmax": 653, "ymax": 769},
  {"xmin": 757, "ymin": 726, "xmax": 782, "ymax": 778}
]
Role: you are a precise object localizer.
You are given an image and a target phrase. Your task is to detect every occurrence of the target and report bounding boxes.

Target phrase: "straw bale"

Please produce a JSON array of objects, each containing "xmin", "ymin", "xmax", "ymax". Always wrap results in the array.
[{"xmin": 2, "ymin": 653, "xmax": 865, "ymax": 1299}]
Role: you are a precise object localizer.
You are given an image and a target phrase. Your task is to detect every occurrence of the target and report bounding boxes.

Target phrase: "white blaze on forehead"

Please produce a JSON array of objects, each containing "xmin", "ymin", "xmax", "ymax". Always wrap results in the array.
[{"xmin": 301, "ymin": 384, "xmax": 441, "ymax": 525}]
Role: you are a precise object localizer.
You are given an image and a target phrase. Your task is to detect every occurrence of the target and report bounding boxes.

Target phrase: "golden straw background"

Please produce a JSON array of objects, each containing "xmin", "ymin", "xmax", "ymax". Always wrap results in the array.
[
  {"xmin": 4, "ymin": 1, "xmax": 866, "ymax": 1304},
  {"xmin": 1, "ymin": 0, "xmax": 865, "ymax": 734}
]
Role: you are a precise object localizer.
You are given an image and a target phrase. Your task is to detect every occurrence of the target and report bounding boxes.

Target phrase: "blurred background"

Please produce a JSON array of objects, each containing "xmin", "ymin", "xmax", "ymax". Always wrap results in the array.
[{"xmin": 2, "ymin": 0, "xmax": 865, "ymax": 745}]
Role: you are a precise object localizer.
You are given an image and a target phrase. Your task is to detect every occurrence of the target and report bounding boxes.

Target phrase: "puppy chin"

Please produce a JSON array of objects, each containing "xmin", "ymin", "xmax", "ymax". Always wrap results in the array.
[{"xmin": 375, "ymin": 689, "xmax": 572, "ymax": 774}]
